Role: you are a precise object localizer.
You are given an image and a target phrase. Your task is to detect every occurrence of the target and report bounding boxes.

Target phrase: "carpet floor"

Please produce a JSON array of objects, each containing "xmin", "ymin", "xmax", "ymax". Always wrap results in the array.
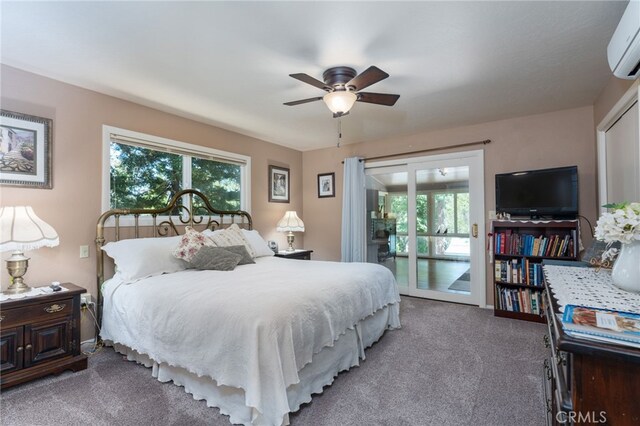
[{"xmin": 0, "ymin": 297, "xmax": 547, "ymax": 426}]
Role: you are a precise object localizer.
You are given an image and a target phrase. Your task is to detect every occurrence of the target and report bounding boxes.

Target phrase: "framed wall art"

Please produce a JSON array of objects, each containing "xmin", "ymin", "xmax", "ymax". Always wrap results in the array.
[
  {"xmin": 0, "ymin": 110, "xmax": 53, "ymax": 189},
  {"xmin": 268, "ymin": 165, "xmax": 290, "ymax": 203},
  {"xmin": 318, "ymin": 172, "xmax": 335, "ymax": 198}
]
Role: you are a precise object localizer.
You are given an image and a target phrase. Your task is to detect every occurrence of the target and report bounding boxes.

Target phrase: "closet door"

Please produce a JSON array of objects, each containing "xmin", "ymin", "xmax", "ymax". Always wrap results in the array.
[{"xmin": 602, "ymin": 101, "xmax": 640, "ymax": 207}]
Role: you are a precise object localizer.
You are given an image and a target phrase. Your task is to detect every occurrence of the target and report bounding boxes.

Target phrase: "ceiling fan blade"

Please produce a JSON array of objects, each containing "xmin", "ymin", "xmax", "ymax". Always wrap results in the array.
[
  {"xmin": 289, "ymin": 73, "xmax": 329, "ymax": 90},
  {"xmin": 346, "ymin": 66, "xmax": 389, "ymax": 91},
  {"xmin": 283, "ymin": 97, "xmax": 323, "ymax": 106},
  {"xmin": 357, "ymin": 92, "xmax": 400, "ymax": 106}
]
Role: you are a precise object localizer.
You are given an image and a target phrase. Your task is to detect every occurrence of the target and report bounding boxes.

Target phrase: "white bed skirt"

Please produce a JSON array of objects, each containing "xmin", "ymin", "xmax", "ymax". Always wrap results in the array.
[{"xmin": 107, "ymin": 302, "xmax": 400, "ymax": 426}]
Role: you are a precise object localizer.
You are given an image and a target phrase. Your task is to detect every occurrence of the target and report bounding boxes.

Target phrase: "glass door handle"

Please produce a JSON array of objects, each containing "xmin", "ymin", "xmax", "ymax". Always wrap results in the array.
[{"xmin": 472, "ymin": 223, "xmax": 478, "ymax": 238}]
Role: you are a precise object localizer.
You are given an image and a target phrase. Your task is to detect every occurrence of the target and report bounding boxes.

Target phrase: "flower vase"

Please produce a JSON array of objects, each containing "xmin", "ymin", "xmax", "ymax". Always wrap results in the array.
[{"xmin": 611, "ymin": 240, "xmax": 640, "ymax": 293}]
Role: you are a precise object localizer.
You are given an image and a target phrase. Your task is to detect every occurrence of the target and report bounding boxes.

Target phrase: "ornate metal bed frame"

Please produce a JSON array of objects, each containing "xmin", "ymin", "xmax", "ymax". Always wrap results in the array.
[{"xmin": 95, "ymin": 189, "xmax": 253, "ymax": 330}]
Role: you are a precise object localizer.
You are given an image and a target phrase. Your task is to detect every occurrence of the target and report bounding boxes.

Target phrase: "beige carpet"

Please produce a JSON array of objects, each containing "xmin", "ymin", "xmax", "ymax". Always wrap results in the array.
[{"xmin": 0, "ymin": 297, "xmax": 547, "ymax": 425}]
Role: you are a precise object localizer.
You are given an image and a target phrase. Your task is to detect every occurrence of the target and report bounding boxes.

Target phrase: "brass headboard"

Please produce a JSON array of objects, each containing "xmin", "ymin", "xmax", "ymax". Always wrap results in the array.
[{"xmin": 95, "ymin": 189, "xmax": 252, "ymax": 327}]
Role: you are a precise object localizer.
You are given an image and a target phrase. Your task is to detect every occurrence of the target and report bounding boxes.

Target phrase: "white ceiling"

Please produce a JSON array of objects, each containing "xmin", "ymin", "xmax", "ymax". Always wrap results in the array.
[{"xmin": 0, "ymin": 1, "xmax": 627, "ymax": 152}]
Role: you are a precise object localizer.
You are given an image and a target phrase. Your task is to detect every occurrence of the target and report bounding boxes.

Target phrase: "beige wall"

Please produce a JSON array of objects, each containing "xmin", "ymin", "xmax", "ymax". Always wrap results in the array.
[
  {"xmin": 0, "ymin": 65, "xmax": 303, "ymax": 338},
  {"xmin": 0, "ymin": 64, "xmax": 609, "ymax": 320},
  {"xmin": 303, "ymin": 106, "xmax": 598, "ymax": 306},
  {"xmin": 593, "ymin": 75, "xmax": 635, "ymax": 127}
]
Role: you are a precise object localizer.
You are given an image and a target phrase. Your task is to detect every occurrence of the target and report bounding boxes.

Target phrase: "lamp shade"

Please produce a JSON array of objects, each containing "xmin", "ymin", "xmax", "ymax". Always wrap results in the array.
[
  {"xmin": 323, "ymin": 91, "xmax": 357, "ymax": 115},
  {"xmin": 0, "ymin": 206, "xmax": 59, "ymax": 252},
  {"xmin": 276, "ymin": 211, "xmax": 305, "ymax": 232}
]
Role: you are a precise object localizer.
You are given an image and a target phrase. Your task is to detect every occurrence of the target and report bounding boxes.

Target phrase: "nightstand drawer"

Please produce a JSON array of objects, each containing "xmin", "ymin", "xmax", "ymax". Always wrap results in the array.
[{"xmin": 1, "ymin": 298, "xmax": 73, "ymax": 328}]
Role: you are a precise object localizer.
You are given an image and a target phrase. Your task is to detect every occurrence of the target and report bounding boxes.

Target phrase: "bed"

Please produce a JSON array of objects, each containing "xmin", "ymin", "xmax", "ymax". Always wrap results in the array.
[{"xmin": 95, "ymin": 189, "xmax": 401, "ymax": 426}]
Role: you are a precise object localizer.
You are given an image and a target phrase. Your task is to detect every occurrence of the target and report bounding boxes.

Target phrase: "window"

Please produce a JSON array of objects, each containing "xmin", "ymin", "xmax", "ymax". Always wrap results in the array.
[
  {"xmin": 387, "ymin": 189, "xmax": 469, "ymax": 257},
  {"xmin": 102, "ymin": 126, "xmax": 250, "ymax": 213}
]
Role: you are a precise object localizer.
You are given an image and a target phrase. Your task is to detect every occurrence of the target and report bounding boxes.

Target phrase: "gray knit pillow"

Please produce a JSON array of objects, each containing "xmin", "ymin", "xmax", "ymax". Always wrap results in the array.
[
  {"xmin": 189, "ymin": 246, "xmax": 242, "ymax": 271},
  {"xmin": 222, "ymin": 245, "xmax": 255, "ymax": 265}
]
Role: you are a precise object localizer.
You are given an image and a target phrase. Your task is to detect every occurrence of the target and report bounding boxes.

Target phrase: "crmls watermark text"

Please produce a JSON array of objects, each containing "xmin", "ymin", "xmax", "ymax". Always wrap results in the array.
[{"xmin": 556, "ymin": 411, "xmax": 607, "ymax": 424}]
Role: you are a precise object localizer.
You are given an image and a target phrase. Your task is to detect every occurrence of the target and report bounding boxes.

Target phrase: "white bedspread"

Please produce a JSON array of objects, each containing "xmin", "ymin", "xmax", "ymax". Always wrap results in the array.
[{"xmin": 101, "ymin": 257, "xmax": 400, "ymax": 426}]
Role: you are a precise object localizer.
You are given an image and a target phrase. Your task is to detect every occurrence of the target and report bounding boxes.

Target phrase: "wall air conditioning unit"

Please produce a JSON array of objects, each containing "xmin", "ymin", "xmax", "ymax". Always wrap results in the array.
[{"xmin": 608, "ymin": 0, "xmax": 640, "ymax": 80}]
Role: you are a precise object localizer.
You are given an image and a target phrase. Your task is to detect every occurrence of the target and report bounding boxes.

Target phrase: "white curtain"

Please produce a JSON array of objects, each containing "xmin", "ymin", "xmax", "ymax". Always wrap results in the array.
[{"xmin": 341, "ymin": 157, "xmax": 366, "ymax": 262}]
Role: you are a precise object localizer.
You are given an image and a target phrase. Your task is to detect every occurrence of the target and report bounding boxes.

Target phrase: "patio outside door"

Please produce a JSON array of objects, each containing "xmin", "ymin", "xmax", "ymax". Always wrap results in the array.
[{"xmin": 365, "ymin": 150, "xmax": 485, "ymax": 306}]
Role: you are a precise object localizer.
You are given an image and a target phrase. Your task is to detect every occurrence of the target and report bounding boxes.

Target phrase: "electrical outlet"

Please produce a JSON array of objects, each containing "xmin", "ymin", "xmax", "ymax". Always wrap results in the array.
[
  {"xmin": 80, "ymin": 245, "xmax": 89, "ymax": 258},
  {"xmin": 80, "ymin": 294, "xmax": 92, "ymax": 307}
]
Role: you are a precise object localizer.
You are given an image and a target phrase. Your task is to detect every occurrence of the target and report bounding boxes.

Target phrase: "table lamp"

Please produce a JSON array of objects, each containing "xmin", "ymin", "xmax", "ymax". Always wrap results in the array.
[
  {"xmin": 0, "ymin": 206, "xmax": 59, "ymax": 294},
  {"xmin": 276, "ymin": 211, "xmax": 304, "ymax": 252}
]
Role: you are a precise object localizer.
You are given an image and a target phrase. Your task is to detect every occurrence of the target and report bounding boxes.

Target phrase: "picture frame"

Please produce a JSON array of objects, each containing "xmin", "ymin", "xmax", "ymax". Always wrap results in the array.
[
  {"xmin": 0, "ymin": 109, "xmax": 53, "ymax": 189},
  {"xmin": 268, "ymin": 165, "xmax": 290, "ymax": 203},
  {"xmin": 318, "ymin": 172, "xmax": 335, "ymax": 198}
]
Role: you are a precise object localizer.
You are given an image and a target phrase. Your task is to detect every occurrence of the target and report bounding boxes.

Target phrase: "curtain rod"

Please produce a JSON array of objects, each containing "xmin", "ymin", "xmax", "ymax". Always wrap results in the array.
[{"xmin": 341, "ymin": 139, "xmax": 491, "ymax": 164}]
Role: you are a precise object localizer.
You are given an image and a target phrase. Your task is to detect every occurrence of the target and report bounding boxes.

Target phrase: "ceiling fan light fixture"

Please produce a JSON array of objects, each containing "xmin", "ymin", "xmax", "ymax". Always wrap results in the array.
[{"xmin": 323, "ymin": 91, "xmax": 357, "ymax": 115}]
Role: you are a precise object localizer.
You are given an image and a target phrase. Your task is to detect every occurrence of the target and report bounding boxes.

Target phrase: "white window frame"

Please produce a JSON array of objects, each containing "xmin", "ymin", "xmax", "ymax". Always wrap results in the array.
[{"xmin": 102, "ymin": 125, "xmax": 251, "ymax": 220}]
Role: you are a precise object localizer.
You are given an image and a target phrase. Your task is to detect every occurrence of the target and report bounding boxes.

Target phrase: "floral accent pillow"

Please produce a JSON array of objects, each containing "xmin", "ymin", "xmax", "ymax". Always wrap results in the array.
[{"xmin": 173, "ymin": 227, "xmax": 213, "ymax": 262}]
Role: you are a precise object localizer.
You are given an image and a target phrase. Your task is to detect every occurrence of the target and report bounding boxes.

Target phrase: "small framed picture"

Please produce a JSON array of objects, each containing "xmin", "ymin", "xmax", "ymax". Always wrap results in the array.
[
  {"xmin": 318, "ymin": 172, "xmax": 335, "ymax": 198},
  {"xmin": 0, "ymin": 109, "xmax": 53, "ymax": 189},
  {"xmin": 269, "ymin": 165, "xmax": 290, "ymax": 203}
]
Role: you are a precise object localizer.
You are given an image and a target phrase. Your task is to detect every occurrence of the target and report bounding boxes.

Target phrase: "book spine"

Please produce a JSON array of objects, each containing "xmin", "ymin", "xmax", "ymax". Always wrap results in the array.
[
  {"xmin": 545, "ymin": 235, "xmax": 554, "ymax": 257},
  {"xmin": 533, "ymin": 236, "xmax": 541, "ymax": 257}
]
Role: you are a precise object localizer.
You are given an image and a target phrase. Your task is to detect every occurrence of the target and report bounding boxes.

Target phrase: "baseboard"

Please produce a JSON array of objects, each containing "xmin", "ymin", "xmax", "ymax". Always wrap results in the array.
[{"xmin": 484, "ymin": 304, "xmax": 494, "ymax": 310}]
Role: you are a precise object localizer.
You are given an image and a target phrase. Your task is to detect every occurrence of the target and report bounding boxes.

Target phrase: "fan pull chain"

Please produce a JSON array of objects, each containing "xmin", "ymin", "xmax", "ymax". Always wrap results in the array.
[{"xmin": 337, "ymin": 119, "xmax": 342, "ymax": 148}]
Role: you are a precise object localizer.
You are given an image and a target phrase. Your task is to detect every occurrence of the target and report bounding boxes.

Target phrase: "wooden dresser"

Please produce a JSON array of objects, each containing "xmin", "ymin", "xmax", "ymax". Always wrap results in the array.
[
  {"xmin": 0, "ymin": 283, "xmax": 87, "ymax": 389},
  {"xmin": 543, "ymin": 266, "xmax": 640, "ymax": 425}
]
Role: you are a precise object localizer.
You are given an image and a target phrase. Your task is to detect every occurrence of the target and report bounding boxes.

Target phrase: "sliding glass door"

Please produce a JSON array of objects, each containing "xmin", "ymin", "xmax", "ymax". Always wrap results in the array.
[{"xmin": 365, "ymin": 150, "xmax": 485, "ymax": 306}]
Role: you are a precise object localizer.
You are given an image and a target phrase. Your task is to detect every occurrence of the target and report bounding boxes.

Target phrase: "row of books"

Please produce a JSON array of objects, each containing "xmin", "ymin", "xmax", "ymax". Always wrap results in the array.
[
  {"xmin": 562, "ymin": 305, "xmax": 640, "ymax": 349},
  {"xmin": 494, "ymin": 230, "xmax": 577, "ymax": 258},
  {"xmin": 496, "ymin": 286, "xmax": 545, "ymax": 315},
  {"xmin": 494, "ymin": 258, "xmax": 544, "ymax": 286}
]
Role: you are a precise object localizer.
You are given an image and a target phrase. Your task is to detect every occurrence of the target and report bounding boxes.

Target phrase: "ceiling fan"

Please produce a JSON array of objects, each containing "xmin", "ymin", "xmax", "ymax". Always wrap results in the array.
[{"xmin": 284, "ymin": 66, "xmax": 400, "ymax": 118}]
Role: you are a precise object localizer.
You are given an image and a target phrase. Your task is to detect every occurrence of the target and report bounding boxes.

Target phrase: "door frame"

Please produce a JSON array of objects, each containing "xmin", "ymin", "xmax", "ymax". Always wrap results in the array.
[
  {"xmin": 365, "ymin": 149, "xmax": 485, "ymax": 307},
  {"xmin": 596, "ymin": 80, "xmax": 640, "ymax": 214}
]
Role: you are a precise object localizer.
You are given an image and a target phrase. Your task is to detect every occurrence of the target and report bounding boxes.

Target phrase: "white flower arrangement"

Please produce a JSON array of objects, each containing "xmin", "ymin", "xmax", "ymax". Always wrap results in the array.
[{"xmin": 594, "ymin": 202, "xmax": 640, "ymax": 245}]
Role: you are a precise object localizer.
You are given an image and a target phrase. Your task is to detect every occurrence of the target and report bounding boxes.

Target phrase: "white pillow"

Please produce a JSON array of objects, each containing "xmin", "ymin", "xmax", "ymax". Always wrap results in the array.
[
  {"xmin": 242, "ymin": 229, "xmax": 275, "ymax": 257},
  {"xmin": 101, "ymin": 236, "xmax": 187, "ymax": 282}
]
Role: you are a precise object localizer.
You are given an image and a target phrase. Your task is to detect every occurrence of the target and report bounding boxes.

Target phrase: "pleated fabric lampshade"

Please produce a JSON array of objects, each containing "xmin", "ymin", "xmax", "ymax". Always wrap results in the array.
[{"xmin": 276, "ymin": 211, "xmax": 304, "ymax": 252}]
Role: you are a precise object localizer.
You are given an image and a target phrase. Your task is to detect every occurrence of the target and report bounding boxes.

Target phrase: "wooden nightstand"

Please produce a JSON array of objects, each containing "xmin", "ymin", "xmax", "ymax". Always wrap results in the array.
[
  {"xmin": 275, "ymin": 249, "xmax": 313, "ymax": 260},
  {"xmin": 0, "ymin": 282, "xmax": 88, "ymax": 389}
]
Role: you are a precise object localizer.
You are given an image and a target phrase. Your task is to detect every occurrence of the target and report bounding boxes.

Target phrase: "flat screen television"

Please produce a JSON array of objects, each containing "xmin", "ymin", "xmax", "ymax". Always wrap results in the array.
[{"xmin": 495, "ymin": 166, "xmax": 578, "ymax": 218}]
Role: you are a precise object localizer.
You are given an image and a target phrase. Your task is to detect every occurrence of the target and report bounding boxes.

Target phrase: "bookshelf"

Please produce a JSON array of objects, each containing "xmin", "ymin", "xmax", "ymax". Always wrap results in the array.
[{"xmin": 492, "ymin": 219, "xmax": 579, "ymax": 323}]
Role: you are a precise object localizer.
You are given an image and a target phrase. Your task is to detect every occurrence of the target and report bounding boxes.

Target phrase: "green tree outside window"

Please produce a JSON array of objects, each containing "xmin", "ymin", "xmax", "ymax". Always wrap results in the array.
[{"xmin": 110, "ymin": 142, "xmax": 242, "ymax": 211}]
